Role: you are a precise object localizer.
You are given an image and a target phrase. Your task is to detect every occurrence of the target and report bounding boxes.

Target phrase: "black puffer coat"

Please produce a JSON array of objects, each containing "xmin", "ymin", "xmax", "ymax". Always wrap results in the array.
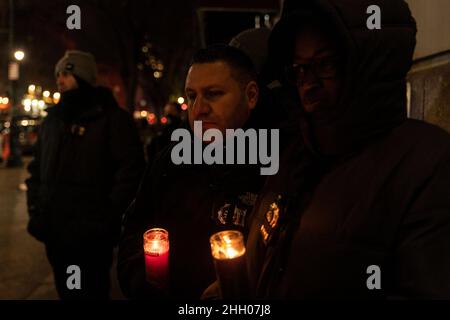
[
  {"xmin": 247, "ymin": 0, "xmax": 450, "ymax": 299},
  {"xmin": 26, "ymin": 86, "xmax": 145, "ymax": 251}
]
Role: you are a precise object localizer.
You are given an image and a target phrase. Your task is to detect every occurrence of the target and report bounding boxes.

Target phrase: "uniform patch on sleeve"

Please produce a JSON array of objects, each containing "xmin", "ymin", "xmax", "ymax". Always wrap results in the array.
[
  {"xmin": 217, "ymin": 203, "xmax": 232, "ymax": 225},
  {"xmin": 260, "ymin": 195, "xmax": 283, "ymax": 245},
  {"xmin": 213, "ymin": 192, "xmax": 258, "ymax": 228}
]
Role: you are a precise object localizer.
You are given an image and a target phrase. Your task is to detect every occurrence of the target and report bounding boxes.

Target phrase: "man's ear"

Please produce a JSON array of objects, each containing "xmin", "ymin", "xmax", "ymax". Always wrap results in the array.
[{"xmin": 245, "ymin": 81, "xmax": 259, "ymax": 110}]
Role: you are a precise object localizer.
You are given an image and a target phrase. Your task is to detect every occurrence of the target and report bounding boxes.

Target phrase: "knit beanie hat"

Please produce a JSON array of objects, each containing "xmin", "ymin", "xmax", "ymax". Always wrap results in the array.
[
  {"xmin": 55, "ymin": 50, "xmax": 97, "ymax": 86},
  {"xmin": 229, "ymin": 27, "xmax": 271, "ymax": 75}
]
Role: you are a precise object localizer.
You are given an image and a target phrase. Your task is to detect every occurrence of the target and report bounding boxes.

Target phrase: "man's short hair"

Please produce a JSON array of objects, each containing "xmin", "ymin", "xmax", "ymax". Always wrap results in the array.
[{"xmin": 190, "ymin": 44, "xmax": 258, "ymax": 87}]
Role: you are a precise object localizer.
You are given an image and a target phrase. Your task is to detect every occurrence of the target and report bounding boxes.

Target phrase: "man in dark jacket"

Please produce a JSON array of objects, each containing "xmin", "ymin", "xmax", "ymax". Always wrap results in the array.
[
  {"xmin": 247, "ymin": 0, "xmax": 450, "ymax": 299},
  {"xmin": 117, "ymin": 45, "xmax": 282, "ymax": 299},
  {"xmin": 26, "ymin": 50, "xmax": 145, "ymax": 299}
]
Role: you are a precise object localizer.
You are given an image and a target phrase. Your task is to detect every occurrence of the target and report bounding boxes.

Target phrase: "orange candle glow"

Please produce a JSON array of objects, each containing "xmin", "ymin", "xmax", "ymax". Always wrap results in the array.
[{"xmin": 210, "ymin": 230, "xmax": 249, "ymax": 299}]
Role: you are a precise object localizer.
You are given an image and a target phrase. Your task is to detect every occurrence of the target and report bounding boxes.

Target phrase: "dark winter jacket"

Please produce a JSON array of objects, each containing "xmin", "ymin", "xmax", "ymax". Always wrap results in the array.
[
  {"xmin": 247, "ymin": 0, "xmax": 450, "ymax": 299},
  {"xmin": 117, "ymin": 85, "xmax": 299, "ymax": 299},
  {"xmin": 26, "ymin": 86, "xmax": 145, "ymax": 251},
  {"xmin": 118, "ymin": 147, "xmax": 265, "ymax": 299}
]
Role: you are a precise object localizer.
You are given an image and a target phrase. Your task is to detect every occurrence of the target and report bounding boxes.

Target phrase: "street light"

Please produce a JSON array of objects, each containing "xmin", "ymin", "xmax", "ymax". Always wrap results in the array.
[
  {"xmin": 6, "ymin": 49, "xmax": 26, "ymax": 167},
  {"xmin": 5, "ymin": 0, "xmax": 24, "ymax": 167},
  {"xmin": 14, "ymin": 50, "xmax": 24, "ymax": 61}
]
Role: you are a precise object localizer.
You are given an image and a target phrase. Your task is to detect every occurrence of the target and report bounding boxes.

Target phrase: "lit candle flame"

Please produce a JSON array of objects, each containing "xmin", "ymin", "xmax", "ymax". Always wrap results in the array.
[
  {"xmin": 210, "ymin": 230, "xmax": 245, "ymax": 260},
  {"xmin": 225, "ymin": 247, "xmax": 239, "ymax": 259},
  {"xmin": 144, "ymin": 228, "xmax": 169, "ymax": 256}
]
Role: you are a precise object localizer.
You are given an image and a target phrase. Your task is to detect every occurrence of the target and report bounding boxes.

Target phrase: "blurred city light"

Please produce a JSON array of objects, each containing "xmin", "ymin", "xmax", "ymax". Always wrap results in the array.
[
  {"xmin": 28, "ymin": 85, "xmax": 36, "ymax": 94},
  {"xmin": 43, "ymin": 91, "xmax": 50, "ymax": 98},
  {"xmin": 160, "ymin": 116, "xmax": 168, "ymax": 124},
  {"xmin": 264, "ymin": 14, "xmax": 270, "ymax": 27},
  {"xmin": 177, "ymin": 97, "xmax": 185, "ymax": 104},
  {"xmin": 0, "ymin": 96, "xmax": 9, "ymax": 110},
  {"xmin": 14, "ymin": 50, "xmax": 25, "ymax": 61},
  {"xmin": 53, "ymin": 92, "xmax": 61, "ymax": 104},
  {"xmin": 181, "ymin": 103, "xmax": 188, "ymax": 111}
]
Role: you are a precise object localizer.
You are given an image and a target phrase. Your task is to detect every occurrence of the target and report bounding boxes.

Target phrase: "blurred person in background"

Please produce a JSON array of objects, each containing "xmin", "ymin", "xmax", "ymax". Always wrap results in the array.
[
  {"xmin": 146, "ymin": 102, "xmax": 185, "ymax": 165},
  {"xmin": 26, "ymin": 50, "xmax": 145, "ymax": 299}
]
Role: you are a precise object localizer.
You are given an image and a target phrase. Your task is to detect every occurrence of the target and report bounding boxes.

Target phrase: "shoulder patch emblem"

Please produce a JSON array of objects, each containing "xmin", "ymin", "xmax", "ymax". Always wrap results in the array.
[{"xmin": 260, "ymin": 195, "xmax": 283, "ymax": 245}]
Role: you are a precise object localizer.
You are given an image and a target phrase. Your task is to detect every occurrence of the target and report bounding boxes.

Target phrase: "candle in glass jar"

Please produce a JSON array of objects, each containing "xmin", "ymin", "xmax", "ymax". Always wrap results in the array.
[
  {"xmin": 210, "ymin": 230, "xmax": 249, "ymax": 299},
  {"xmin": 143, "ymin": 228, "xmax": 169, "ymax": 289}
]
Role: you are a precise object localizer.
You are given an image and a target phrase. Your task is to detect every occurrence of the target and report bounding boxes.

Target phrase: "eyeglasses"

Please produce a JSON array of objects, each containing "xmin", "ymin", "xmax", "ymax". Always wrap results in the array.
[{"xmin": 285, "ymin": 57, "xmax": 342, "ymax": 86}]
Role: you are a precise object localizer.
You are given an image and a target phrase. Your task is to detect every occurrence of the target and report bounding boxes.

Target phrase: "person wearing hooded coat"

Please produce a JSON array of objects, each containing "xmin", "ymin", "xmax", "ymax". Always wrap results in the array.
[
  {"xmin": 246, "ymin": 0, "xmax": 450, "ymax": 299},
  {"xmin": 26, "ymin": 50, "xmax": 145, "ymax": 299}
]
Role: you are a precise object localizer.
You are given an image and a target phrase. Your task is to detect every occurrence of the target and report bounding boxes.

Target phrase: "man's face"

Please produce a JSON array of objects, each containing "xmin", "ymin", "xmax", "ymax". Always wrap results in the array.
[
  {"xmin": 293, "ymin": 26, "xmax": 343, "ymax": 117},
  {"xmin": 56, "ymin": 71, "xmax": 78, "ymax": 93},
  {"xmin": 185, "ymin": 61, "xmax": 258, "ymax": 135}
]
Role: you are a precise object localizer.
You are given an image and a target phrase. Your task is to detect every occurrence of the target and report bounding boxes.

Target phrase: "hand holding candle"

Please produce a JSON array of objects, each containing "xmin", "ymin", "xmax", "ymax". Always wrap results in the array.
[
  {"xmin": 143, "ymin": 228, "xmax": 169, "ymax": 290},
  {"xmin": 210, "ymin": 230, "xmax": 249, "ymax": 299}
]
